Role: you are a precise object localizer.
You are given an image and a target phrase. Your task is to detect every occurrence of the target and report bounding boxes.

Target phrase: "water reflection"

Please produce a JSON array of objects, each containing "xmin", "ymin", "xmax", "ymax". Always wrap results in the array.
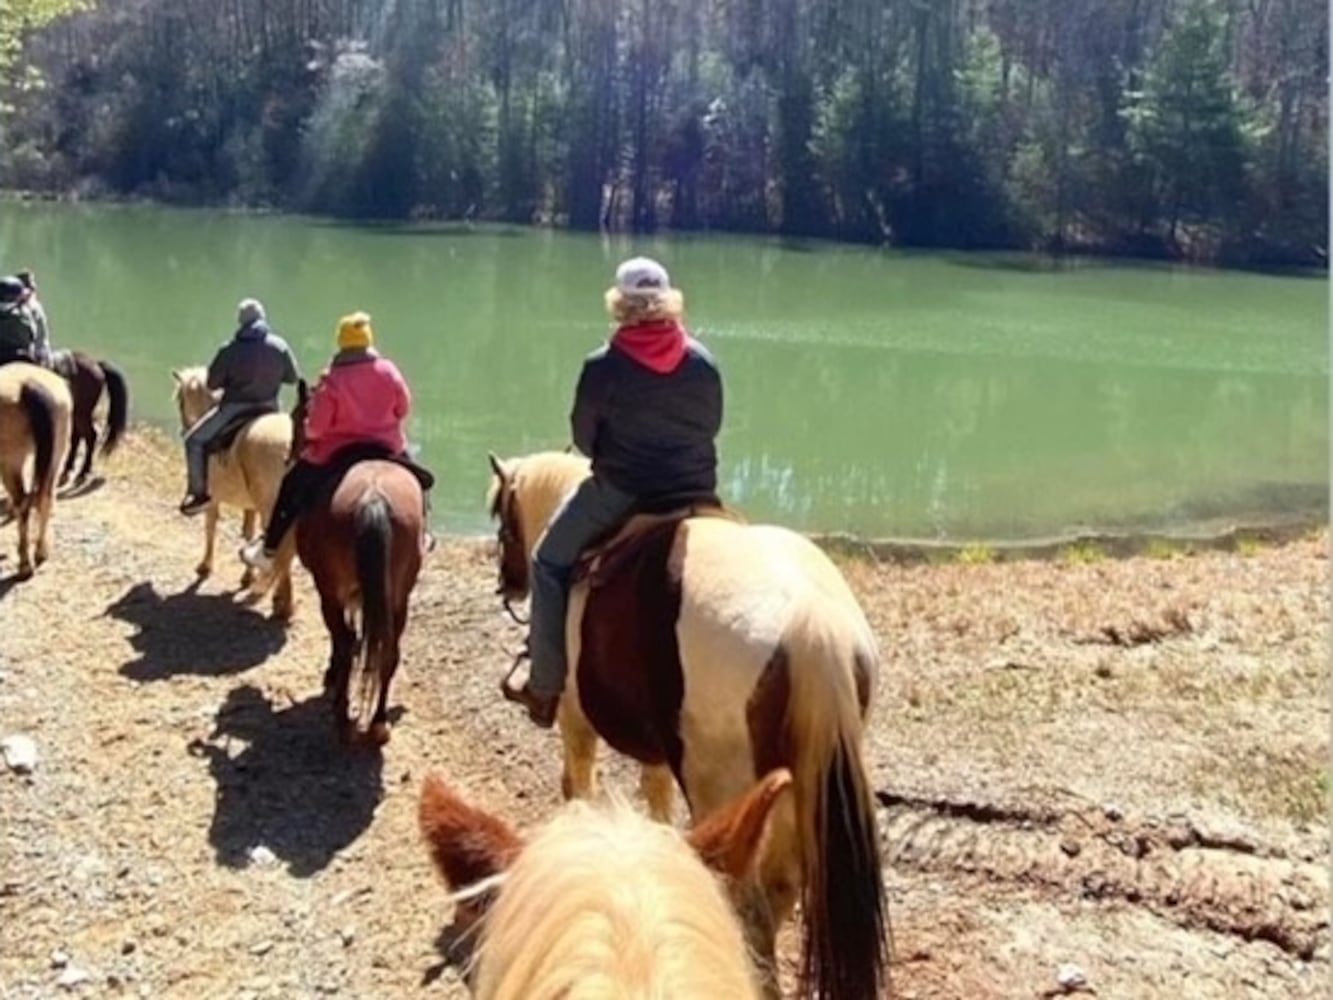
[
  {"xmin": 0, "ymin": 203, "xmax": 1325, "ymax": 539},
  {"xmin": 722, "ymin": 337, "xmax": 1328, "ymax": 538}
]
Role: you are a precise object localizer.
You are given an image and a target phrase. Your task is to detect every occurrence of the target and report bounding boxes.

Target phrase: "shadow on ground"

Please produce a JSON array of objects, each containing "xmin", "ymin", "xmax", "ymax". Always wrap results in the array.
[
  {"xmin": 106, "ymin": 580, "xmax": 287, "ymax": 681},
  {"xmin": 57, "ymin": 475, "xmax": 107, "ymax": 501},
  {"xmin": 0, "ymin": 568, "xmax": 28, "ymax": 601},
  {"xmin": 189, "ymin": 683, "xmax": 387, "ymax": 877}
]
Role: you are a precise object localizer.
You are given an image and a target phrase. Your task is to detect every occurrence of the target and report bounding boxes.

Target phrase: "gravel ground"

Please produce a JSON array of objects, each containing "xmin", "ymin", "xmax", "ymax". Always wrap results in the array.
[{"xmin": 1, "ymin": 428, "xmax": 1328, "ymax": 999}]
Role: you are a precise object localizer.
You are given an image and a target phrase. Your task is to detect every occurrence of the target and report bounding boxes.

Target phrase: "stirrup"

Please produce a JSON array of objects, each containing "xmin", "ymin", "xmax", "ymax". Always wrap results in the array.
[{"xmin": 500, "ymin": 645, "xmax": 530, "ymax": 703}]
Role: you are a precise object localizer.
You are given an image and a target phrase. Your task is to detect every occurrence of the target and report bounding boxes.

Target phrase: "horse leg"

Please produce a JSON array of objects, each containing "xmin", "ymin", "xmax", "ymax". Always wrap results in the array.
[
  {"xmin": 267, "ymin": 533, "xmax": 298, "ymax": 621},
  {"xmin": 557, "ymin": 705, "xmax": 600, "ymax": 802},
  {"xmin": 270, "ymin": 563, "xmax": 294, "ymax": 622},
  {"xmin": 638, "ymin": 764, "xmax": 676, "ymax": 824},
  {"xmin": 238, "ymin": 509, "xmax": 257, "ymax": 588},
  {"xmin": 77, "ymin": 430, "xmax": 95, "ymax": 485},
  {"xmin": 32, "ymin": 475, "xmax": 55, "ymax": 567},
  {"xmin": 196, "ymin": 502, "xmax": 219, "ymax": 577},
  {"xmin": 367, "ymin": 589, "xmax": 410, "ymax": 746},
  {"xmin": 366, "ymin": 629, "xmax": 401, "ymax": 748},
  {"xmin": 1, "ymin": 467, "xmax": 30, "ymax": 577},
  {"xmin": 318, "ymin": 594, "xmax": 357, "ymax": 743},
  {"xmin": 59, "ymin": 431, "xmax": 79, "ymax": 487},
  {"xmin": 74, "ymin": 420, "xmax": 96, "ymax": 486}
]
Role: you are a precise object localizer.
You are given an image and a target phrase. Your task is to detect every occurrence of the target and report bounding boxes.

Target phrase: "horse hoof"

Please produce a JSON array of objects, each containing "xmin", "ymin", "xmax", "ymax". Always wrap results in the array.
[
  {"xmin": 34, "ymin": 549, "xmax": 48, "ymax": 567},
  {"xmin": 195, "ymin": 562, "xmax": 212, "ymax": 579},
  {"xmin": 16, "ymin": 563, "xmax": 33, "ymax": 580},
  {"xmin": 367, "ymin": 722, "xmax": 391, "ymax": 747}
]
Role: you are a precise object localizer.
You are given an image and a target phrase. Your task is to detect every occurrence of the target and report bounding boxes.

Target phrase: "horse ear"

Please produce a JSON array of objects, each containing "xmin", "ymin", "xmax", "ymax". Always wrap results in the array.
[
  {"xmin": 419, "ymin": 772, "xmax": 524, "ymax": 892},
  {"xmin": 297, "ymin": 378, "xmax": 310, "ymax": 404},
  {"xmin": 487, "ymin": 451, "xmax": 509, "ymax": 481},
  {"xmin": 170, "ymin": 368, "xmax": 183, "ymax": 384},
  {"xmin": 687, "ymin": 768, "xmax": 793, "ymax": 881}
]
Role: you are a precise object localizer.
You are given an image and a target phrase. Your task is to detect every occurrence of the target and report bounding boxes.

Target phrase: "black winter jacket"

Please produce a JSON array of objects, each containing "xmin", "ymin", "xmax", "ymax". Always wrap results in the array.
[{"xmin": 570, "ymin": 336, "xmax": 723, "ymax": 499}]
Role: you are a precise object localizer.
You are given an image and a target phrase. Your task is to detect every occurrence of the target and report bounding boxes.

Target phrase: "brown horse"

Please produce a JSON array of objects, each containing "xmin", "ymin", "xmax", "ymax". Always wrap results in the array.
[
  {"xmin": 284, "ymin": 379, "xmax": 425, "ymax": 745},
  {"xmin": 0, "ymin": 363, "xmax": 72, "ymax": 578},
  {"xmin": 49, "ymin": 349, "xmax": 129, "ymax": 487},
  {"xmin": 488, "ymin": 450, "xmax": 888, "ymax": 1000}
]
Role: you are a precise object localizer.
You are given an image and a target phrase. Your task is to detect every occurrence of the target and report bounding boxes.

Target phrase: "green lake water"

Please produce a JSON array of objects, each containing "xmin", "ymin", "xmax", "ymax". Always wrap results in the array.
[{"xmin": 1, "ymin": 201, "xmax": 1326, "ymax": 539}]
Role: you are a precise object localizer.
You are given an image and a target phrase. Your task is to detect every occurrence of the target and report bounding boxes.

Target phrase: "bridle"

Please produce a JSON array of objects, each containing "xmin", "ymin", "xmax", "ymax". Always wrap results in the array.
[{"xmin": 493, "ymin": 477, "xmax": 529, "ymax": 626}]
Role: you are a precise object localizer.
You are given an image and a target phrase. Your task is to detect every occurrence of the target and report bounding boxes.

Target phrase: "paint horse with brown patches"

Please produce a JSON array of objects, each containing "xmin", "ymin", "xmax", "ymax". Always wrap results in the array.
[
  {"xmin": 171, "ymin": 366, "xmax": 294, "ymax": 618},
  {"xmin": 487, "ymin": 450, "xmax": 889, "ymax": 1000},
  {"xmin": 0, "ymin": 362, "xmax": 72, "ymax": 578},
  {"xmin": 418, "ymin": 768, "xmax": 794, "ymax": 1000},
  {"xmin": 49, "ymin": 349, "xmax": 129, "ymax": 487},
  {"xmin": 280, "ymin": 379, "xmax": 425, "ymax": 746}
]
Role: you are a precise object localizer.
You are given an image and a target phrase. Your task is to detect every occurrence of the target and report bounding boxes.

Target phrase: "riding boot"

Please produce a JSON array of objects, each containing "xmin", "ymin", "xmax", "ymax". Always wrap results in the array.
[{"xmin": 500, "ymin": 644, "xmax": 559, "ymax": 729}]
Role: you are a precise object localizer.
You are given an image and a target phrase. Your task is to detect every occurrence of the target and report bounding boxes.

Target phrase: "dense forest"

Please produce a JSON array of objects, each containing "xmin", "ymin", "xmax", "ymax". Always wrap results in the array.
[{"xmin": 0, "ymin": 0, "xmax": 1327, "ymax": 266}]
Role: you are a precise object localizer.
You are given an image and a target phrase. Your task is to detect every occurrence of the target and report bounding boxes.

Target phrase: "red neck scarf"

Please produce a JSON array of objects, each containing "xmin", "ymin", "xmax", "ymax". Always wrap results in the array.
[{"xmin": 610, "ymin": 319, "xmax": 687, "ymax": 374}]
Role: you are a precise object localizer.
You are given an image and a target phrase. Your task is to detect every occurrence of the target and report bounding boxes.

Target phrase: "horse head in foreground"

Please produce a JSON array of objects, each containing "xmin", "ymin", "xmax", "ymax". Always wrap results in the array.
[
  {"xmin": 171, "ymin": 365, "xmax": 294, "ymax": 617},
  {"xmin": 487, "ymin": 449, "xmax": 890, "ymax": 1000},
  {"xmin": 418, "ymin": 768, "xmax": 794, "ymax": 1000},
  {"xmin": 49, "ymin": 349, "xmax": 129, "ymax": 487},
  {"xmin": 285, "ymin": 378, "xmax": 425, "ymax": 746},
  {"xmin": 0, "ymin": 362, "xmax": 72, "ymax": 578}
]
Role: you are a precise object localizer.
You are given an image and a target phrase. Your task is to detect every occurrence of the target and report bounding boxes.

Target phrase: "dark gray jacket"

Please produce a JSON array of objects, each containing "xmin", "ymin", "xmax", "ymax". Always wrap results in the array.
[
  {"xmin": 207, "ymin": 321, "xmax": 300, "ymax": 406},
  {"xmin": 571, "ymin": 336, "xmax": 723, "ymax": 499}
]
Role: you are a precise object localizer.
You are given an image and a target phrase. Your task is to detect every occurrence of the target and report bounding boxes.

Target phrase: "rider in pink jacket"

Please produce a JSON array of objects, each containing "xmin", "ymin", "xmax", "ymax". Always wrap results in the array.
[
  {"xmin": 240, "ymin": 311, "xmax": 434, "ymax": 572},
  {"xmin": 301, "ymin": 349, "xmax": 410, "ymax": 465}
]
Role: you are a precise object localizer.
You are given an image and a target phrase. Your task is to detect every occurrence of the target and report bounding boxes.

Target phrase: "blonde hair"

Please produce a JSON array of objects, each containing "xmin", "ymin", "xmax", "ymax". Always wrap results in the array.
[
  {"xmin": 472, "ymin": 798, "xmax": 762, "ymax": 1000},
  {"xmin": 604, "ymin": 287, "xmax": 685, "ymax": 326}
]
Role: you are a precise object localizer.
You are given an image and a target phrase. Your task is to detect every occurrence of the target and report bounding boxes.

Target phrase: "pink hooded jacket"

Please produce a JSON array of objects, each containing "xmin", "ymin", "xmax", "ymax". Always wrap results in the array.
[{"xmin": 302, "ymin": 352, "xmax": 411, "ymax": 466}]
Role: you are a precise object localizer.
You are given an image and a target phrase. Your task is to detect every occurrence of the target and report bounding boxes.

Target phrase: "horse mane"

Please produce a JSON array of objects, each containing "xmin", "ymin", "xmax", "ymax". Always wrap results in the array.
[
  {"xmin": 171, "ymin": 365, "xmax": 221, "ymax": 427},
  {"xmin": 492, "ymin": 451, "xmax": 590, "ymax": 553},
  {"xmin": 172, "ymin": 365, "xmax": 209, "ymax": 394},
  {"xmin": 471, "ymin": 796, "xmax": 762, "ymax": 1000}
]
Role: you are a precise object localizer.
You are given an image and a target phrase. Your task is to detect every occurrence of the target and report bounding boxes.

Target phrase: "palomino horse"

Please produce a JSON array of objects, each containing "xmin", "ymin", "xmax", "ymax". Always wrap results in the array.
[
  {"xmin": 277, "ymin": 378, "xmax": 425, "ymax": 745},
  {"xmin": 171, "ymin": 366, "xmax": 293, "ymax": 618},
  {"xmin": 487, "ymin": 450, "xmax": 888, "ymax": 1000},
  {"xmin": 0, "ymin": 362, "xmax": 72, "ymax": 578},
  {"xmin": 418, "ymin": 768, "xmax": 794, "ymax": 1000},
  {"xmin": 50, "ymin": 349, "xmax": 129, "ymax": 487}
]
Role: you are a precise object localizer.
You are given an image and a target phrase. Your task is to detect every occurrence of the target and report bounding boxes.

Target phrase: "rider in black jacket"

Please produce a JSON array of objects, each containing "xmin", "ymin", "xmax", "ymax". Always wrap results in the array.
[{"xmin": 507, "ymin": 256, "xmax": 724, "ymax": 728}]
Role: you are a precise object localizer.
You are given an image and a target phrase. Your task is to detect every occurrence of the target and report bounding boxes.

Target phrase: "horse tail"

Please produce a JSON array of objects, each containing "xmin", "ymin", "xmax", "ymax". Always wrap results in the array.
[
  {"xmin": 353, "ymin": 492, "xmax": 393, "ymax": 721},
  {"xmin": 780, "ymin": 602, "xmax": 888, "ymax": 1000},
  {"xmin": 97, "ymin": 360, "xmax": 129, "ymax": 457},
  {"xmin": 19, "ymin": 381, "xmax": 58, "ymax": 498}
]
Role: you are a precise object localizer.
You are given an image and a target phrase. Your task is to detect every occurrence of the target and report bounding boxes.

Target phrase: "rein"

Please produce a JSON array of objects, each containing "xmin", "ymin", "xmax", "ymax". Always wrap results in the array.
[
  {"xmin": 501, "ymin": 595, "xmax": 528, "ymax": 626},
  {"xmin": 446, "ymin": 871, "xmax": 509, "ymax": 906},
  {"xmin": 493, "ymin": 479, "xmax": 530, "ymax": 626}
]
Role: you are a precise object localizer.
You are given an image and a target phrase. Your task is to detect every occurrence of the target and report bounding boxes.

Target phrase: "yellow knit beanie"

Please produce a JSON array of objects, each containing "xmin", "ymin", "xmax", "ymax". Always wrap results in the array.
[{"xmin": 337, "ymin": 311, "xmax": 374, "ymax": 351}]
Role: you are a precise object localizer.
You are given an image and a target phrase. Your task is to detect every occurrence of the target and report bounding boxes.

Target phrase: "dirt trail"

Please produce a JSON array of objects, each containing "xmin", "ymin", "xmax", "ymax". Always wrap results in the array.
[{"xmin": 1, "ymin": 430, "xmax": 1328, "ymax": 999}]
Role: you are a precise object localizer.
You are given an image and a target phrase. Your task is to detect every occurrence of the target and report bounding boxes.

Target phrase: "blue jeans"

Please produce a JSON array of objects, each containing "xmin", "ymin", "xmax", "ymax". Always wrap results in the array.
[
  {"xmin": 527, "ymin": 476, "xmax": 635, "ymax": 697},
  {"xmin": 183, "ymin": 401, "xmax": 262, "ymax": 496}
]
